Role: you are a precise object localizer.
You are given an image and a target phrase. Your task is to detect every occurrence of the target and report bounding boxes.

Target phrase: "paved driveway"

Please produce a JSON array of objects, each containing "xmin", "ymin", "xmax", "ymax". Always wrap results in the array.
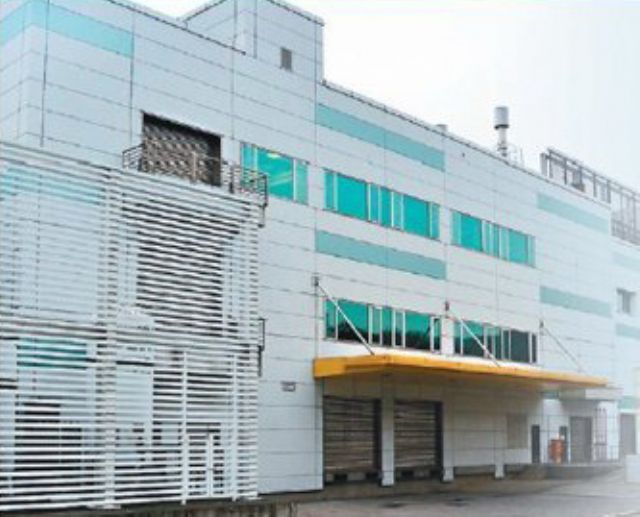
[{"xmin": 298, "ymin": 472, "xmax": 640, "ymax": 517}]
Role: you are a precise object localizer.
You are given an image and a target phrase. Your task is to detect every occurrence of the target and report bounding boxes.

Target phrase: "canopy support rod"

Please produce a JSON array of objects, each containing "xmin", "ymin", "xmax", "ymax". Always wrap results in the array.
[
  {"xmin": 539, "ymin": 320, "xmax": 584, "ymax": 373},
  {"xmin": 313, "ymin": 275, "xmax": 376, "ymax": 356},
  {"xmin": 446, "ymin": 303, "xmax": 501, "ymax": 367}
]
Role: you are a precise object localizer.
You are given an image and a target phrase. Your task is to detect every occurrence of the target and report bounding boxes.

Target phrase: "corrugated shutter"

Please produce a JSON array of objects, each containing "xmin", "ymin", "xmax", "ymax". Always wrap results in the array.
[
  {"xmin": 323, "ymin": 397, "xmax": 379, "ymax": 479},
  {"xmin": 394, "ymin": 400, "xmax": 441, "ymax": 475}
]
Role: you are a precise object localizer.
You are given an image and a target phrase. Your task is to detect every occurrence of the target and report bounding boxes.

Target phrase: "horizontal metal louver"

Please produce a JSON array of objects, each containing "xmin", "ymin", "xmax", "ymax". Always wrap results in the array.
[{"xmin": 0, "ymin": 142, "xmax": 261, "ymax": 511}]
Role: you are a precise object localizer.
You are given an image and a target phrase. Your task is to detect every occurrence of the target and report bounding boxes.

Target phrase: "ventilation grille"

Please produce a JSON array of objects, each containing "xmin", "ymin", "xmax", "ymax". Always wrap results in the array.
[{"xmin": 0, "ymin": 142, "xmax": 261, "ymax": 511}]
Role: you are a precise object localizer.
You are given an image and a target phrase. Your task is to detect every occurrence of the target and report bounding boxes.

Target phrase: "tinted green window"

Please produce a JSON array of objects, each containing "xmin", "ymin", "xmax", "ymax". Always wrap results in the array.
[
  {"xmin": 241, "ymin": 143, "xmax": 256, "ymax": 170},
  {"xmin": 257, "ymin": 147, "xmax": 294, "ymax": 199},
  {"xmin": 325, "ymin": 301, "xmax": 337, "ymax": 339},
  {"xmin": 463, "ymin": 321, "xmax": 485, "ymax": 357},
  {"xmin": 369, "ymin": 184, "xmax": 380, "ymax": 223},
  {"xmin": 337, "ymin": 300, "xmax": 369, "ymax": 343},
  {"xmin": 325, "ymin": 171, "xmax": 336, "ymax": 210},
  {"xmin": 510, "ymin": 330, "xmax": 530, "ymax": 363},
  {"xmin": 403, "ymin": 195, "xmax": 428, "ymax": 237},
  {"xmin": 531, "ymin": 334, "xmax": 538, "ymax": 363},
  {"xmin": 337, "ymin": 175, "xmax": 368, "ymax": 220},
  {"xmin": 295, "ymin": 162, "xmax": 308, "ymax": 204},
  {"xmin": 371, "ymin": 306, "xmax": 382, "ymax": 345},
  {"xmin": 454, "ymin": 322, "xmax": 462, "ymax": 354},
  {"xmin": 382, "ymin": 306, "xmax": 393, "ymax": 346},
  {"xmin": 381, "ymin": 188, "xmax": 392, "ymax": 227},
  {"xmin": 507, "ymin": 230, "xmax": 529, "ymax": 264},
  {"xmin": 487, "ymin": 326, "xmax": 503, "ymax": 359},
  {"xmin": 483, "ymin": 222, "xmax": 499, "ymax": 257},
  {"xmin": 405, "ymin": 312, "xmax": 430, "ymax": 350},
  {"xmin": 459, "ymin": 213, "xmax": 483, "ymax": 251},
  {"xmin": 430, "ymin": 204, "xmax": 440, "ymax": 240},
  {"xmin": 392, "ymin": 191, "xmax": 403, "ymax": 229},
  {"xmin": 394, "ymin": 310, "xmax": 404, "ymax": 347}
]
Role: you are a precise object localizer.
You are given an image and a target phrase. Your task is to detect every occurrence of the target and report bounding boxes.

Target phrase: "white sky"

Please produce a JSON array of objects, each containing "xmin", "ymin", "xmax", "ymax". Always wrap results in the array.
[{"xmin": 135, "ymin": 0, "xmax": 640, "ymax": 189}]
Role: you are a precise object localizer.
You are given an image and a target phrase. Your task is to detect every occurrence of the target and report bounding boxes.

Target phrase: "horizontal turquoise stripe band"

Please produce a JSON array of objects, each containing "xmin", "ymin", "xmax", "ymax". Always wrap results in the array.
[
  {"xmin": 620, "ymin": 396, "xmax": 638, "ymax": 411},
  {"xmin": 537, "ymin": 193, "xmax": 609, "ymax": 233},
  {"xmin": 616, "ymin": 323, "xmax": 640, "ymax": 341},
  {"xmin": 316, "ymin": 230, "xmax": 446, "ymax": 280},
  {"xmin": 614, "ymin": 253, "xmax": 640, "ymax": 272},
  {"xmin": 540, "ymin": 286, "xmax": 611, "ymax": 317},
  {"xmin": 1, "ymin": 0, "xmax": 133, "ymax": 57},
  {"xmin": 316, "ymin": 104, "xmax": 445, "ymax": 171}
]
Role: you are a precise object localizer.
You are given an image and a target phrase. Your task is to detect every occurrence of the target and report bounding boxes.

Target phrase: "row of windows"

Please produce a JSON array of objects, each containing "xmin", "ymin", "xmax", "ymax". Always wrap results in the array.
[
  {"xmin": 324, "ymin": 171, "xmax": 440, "ymax": 240},
  {"xmin": 325, "ymin": 299, "xmax": 442, "ymax": 352},
  {"xmin": 454, "ymin": 321, "xmax": 538, "ymax": 364},
  {"xmin": 451, "ymin": 211, "xmax": 535, "ymax": 266},
  {"xmin": 241, "ymin": 143, "xmax": 308, "ymax": 204},
  {"xmin": 241, "ymin": 143, "xmax": 535, "ymax": 267}
]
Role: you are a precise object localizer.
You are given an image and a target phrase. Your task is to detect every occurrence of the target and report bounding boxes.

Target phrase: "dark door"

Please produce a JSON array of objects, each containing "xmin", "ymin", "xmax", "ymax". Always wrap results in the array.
[
  {"xmin": 621, "ymin": 415, "xmax": 637, "ymax": 457},
  {"xmin": 570, "ymin": 417, "xmax": 593, "ymax": 463},
  {"xmin": 394, "ymin": 400, "xmax": 442, "ymax": 480},
  {"xmin": 531, "ymin": 425, "xmax": 541, "ymax": 464},
  {"xmin": 323, "ymin": 397, "xmax": 380, "ymax": 482}
]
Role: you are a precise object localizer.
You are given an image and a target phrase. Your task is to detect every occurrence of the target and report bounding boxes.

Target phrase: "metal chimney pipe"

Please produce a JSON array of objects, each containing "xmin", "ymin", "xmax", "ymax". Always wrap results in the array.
[{"xmin": 494, "ymin": 106, "xmax": 509, "ymax": 158}]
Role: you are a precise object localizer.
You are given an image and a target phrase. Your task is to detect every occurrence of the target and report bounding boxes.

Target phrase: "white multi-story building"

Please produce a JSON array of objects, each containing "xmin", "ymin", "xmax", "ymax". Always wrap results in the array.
[{"xmin": 0, "ymin": 0, "xmax": 638, "ymax": 511}]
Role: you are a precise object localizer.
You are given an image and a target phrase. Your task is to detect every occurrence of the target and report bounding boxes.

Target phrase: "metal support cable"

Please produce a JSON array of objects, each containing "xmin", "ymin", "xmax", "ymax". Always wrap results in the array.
[
  {"xmin": 313, "ymin": 275, "xmax": 375, "ymax": 356},
  {"xmin": 539, "ymin": 320, "xmax": 584, "ymax": 373},
  {"xmin": 446, "ymin": 304, "xmax": 501, "ymax": 367}
]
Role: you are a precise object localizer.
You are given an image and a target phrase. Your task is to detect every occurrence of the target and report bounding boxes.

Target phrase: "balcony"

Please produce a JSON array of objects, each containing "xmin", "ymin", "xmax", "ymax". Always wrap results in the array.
[{"xmin": 122, "ymin": 143, "xmax": 268, "ymax": 210}]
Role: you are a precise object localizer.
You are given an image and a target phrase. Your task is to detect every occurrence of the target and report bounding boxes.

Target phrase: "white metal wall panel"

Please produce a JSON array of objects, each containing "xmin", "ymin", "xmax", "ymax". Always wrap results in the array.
[{"xmin": 0, "ymin": 142, "xmax": 261, "ymax": 511}]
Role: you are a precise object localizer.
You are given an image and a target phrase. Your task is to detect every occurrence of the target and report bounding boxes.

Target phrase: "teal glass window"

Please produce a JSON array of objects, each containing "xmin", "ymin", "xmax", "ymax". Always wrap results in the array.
[
  {"xmin": 507, "ymin": 229, "xmax": 531, "ymax": 265},
  {"xmin": 381, "ymin": 187, "xmax": 392, "ymax": 227},
  {"xmin": 459, "ymin": 213, "xmax": 483, "ymax": 251},
  {"xmin": 325, "ymin": 301, "xmax": 337, "ymax": 339},
  {"xmin": 510, "ymin": 330, "xmax": 530, "ymax": 363},
  {"xmin": 325, "ymin": 171, "xmax": 336, "ymax": 210},
  {"xmin": 429, "ymin": 204, "xmax": 440, "ymax": 240},
  {"xmin": 370, "ymin": 306, "xmax": 382, "ymax": 345},
  {"xmin": 337, "ymin": 174, "xmax": 368, "ymax": 220},
  {"xmin": 336, "ymin": 300, "xmax": 369, "ymax": 343},
  {"xmin": 295, "ymin": 162, "xmax": 308, "ymax": 205},
  {"xmin": 392, "ymin": 191, "xmax": 403, "ymax": 229},
  {"xmin": 242, "ymin": 143, "xmax": 308, "ymax": 203},
  {"xmin": 404, "ymin": 195, "xmax": 428, "ymax": 237},
  {"xmin": 368, "ymin": 184, "xmax": 381, "ymax": 223},
  {"xmin": 452, "ymin": 210, "xmax": 534, "ymax": 266},
  {"xmin": 394, "ymin": 310, "xmax": 405, "ymax": 347},
  {"xmin": 382, "ymin": 306, "xmax": 393, "ymax": 346},
  {"xmin": 257, "ymin": 147, "xmax": 293, "ymax": 199},
  {"xmin": 405, "ymin": 312, "xmax": 430, "ymax": 350},
  {"xmin": 463, "ymin": 321, "xmax": 485, "ymax": 357}
]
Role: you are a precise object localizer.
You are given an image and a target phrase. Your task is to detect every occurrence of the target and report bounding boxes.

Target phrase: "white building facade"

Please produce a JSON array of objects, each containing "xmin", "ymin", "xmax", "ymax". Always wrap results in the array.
[{"xmin": 0, "ymin": 0, "xmax": 638, "ymax": 511}]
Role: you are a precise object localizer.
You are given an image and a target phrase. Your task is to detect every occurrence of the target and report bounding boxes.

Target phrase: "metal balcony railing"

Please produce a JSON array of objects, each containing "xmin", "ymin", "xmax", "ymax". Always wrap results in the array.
[
  {"xmin": 612, "ymin": 219, "xmax": 640, "ymax": 246},
  {"xmin": 122, "ymin": 143, "xmax": 268, "ymax": 209}
]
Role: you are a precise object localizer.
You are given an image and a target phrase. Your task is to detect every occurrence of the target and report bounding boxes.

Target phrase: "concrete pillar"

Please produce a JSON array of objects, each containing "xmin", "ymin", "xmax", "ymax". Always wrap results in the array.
[
  {"xmin": 494, "ymin": 413, "xmax": 505, "ymax": 479},
  {"xmin": 380, "ymin": 377, "xmax": 395, "ymax": 487},
  {"xmin": 441, "ymin": 313, "xmax": 455, "ymax": 356},
  {"xmin": 441, "ymin": 395, "xmax": 455, "ymax": 483}
]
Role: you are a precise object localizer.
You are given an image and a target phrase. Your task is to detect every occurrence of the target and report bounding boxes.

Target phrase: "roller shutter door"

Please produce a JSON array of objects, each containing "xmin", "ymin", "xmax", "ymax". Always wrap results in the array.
[
  {"xmin": 394, "ymin": 400, "xmax": 441, "ymax": 478},
  {"xmin": 323, "ymin": 397, "xmax": 380, "ymax": 481}
]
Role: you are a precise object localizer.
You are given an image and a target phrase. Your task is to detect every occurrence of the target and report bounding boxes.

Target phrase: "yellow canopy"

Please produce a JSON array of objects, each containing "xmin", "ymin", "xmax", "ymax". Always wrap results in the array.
[{"xmin": 314, "ymin": 353, "xmax": 608, "ymax": 390}]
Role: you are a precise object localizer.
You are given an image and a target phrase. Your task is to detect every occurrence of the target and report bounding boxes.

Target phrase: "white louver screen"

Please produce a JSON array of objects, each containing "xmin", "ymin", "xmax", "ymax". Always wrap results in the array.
[{"xmin": 0, "ymin": 143, "xmax": 261, "ymax": 511}]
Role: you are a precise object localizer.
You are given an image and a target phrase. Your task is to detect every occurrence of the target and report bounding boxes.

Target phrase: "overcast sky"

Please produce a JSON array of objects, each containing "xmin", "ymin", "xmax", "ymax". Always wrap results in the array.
[{"xmin": 136, "ymin": 0, "xmax": 640, "ymax": 190}]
